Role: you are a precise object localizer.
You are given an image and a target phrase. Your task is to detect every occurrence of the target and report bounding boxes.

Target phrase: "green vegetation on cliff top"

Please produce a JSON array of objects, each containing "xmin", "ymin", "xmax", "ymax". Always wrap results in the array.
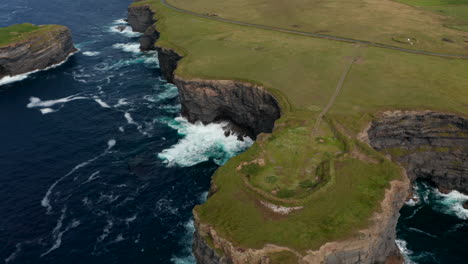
[
  {"xmin": 135, "ymin": 0, "xmax": 468, "ymax": 255},
  {"xmin": 0, "ymin": 23, "xmax": 58, "ymax": 47}
]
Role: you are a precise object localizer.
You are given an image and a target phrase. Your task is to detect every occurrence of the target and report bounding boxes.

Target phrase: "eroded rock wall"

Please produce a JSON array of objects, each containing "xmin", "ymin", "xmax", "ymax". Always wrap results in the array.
[
  {"xmin": 367, "ymin": 111, "xmax": 468, "ymax": 193},
  {"xmin": 174, "ymin": 77, "xmax": 281, "ymax": 137},
  {"xmin": 0, "ymin": 26, "xmax": 76, "ymax": 79},
  {"xmin": 128, "ymin": 1, "xmax": 159, "ymax": 51}
]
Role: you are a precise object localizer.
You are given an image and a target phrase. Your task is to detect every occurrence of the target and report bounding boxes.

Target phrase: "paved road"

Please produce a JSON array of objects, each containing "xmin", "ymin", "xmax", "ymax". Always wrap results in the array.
[{"xmin": 161, "ymin": 0, "xmax": 468, "ymax": 59}]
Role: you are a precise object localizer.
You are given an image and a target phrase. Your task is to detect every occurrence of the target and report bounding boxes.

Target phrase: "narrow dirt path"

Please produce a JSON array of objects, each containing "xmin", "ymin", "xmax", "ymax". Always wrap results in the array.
[
  {"xmin": 161, "ymin": 0, "xmax": 468, "ymax": 59},
  {"xmin": 311, "ymin": 46, "xmax": 360, "ymax": 136}
]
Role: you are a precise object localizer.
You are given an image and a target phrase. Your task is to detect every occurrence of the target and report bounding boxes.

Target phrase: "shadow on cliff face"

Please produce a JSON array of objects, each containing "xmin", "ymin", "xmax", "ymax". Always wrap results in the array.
[
  {"xmin": 367, "ymin": 111, "xmax": 468, "ymax": 193},
  {"xmin": 0, "ymin": 65, "xmax": 10, "ymax": 77}
]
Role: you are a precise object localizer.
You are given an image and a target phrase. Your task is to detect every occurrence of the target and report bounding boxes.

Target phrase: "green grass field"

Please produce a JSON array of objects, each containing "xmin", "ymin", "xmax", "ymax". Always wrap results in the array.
[
  {"xmin": 0, "ymin": 23, "xmax": 57, "ymax": 47},
  {"xmin": 169, "ymin": 0, "xmax": 468, "ymax": 55},
  {"xmin": 136, "ymin": 0, "xmax": 468, "ymax": 256}
]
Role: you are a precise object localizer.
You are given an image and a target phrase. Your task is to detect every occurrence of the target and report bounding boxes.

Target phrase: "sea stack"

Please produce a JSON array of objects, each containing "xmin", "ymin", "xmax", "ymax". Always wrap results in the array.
[{"xmin": 0, "ymin": 23, "xmax": 76, "ymax": 80}]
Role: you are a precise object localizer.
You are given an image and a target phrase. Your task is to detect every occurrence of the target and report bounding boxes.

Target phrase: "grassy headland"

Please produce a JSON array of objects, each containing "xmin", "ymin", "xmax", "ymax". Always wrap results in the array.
[
  {"xmin": 0, "ymin": 23, "xmax": 59, "ymax": 47},
  {"xmin": 135, "ymin": 0, "xmax": 468, "ymax": 254}
]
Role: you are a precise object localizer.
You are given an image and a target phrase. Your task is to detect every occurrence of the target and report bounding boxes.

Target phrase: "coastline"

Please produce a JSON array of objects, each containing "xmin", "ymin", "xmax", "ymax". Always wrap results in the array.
[{"xmin": 126, "ymin": 1, "xmax": 468, "ymax": 263}]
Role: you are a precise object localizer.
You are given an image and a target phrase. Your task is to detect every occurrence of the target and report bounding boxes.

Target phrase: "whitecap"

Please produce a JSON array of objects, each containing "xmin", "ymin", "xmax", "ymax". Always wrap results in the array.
[
  {"xmin": 109, "ymin": 25, "xmax": 142, "ymax": 37},
  {"xmin": 27, "ymin": 94, "xmax": 87, "ymax": 109},
  {"xmin": 119, "ymin": 126, "xmax": 125, "ymax": 132},
  {"xmin": 114, "ymin": 98, "xmax": 129, "ymax": 107},
  {"xmin": 112, "ymin": 43, "xmax": 141, "ymax": 54},
  {"xmin": 82, "ymin": 51, "xmax": 100, "ymax": 56},
  {"xmin": 124, "ymin": 112, "xmax": 149, "ymax": 137},
  {"xmin": 93, "ymin": 97, "xmax": 111, "ymax": 108},
  {"xmin": 39, "ymin": 108, "xmax": 60, "ymax": 114},
  {"xmin": 158, "ymin": 117, "xmax": 253, "ymax": 167}
]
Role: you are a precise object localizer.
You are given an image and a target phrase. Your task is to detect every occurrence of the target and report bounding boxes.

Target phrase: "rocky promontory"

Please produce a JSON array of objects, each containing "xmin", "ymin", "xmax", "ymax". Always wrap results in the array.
[
  {"xmin": 0, "ymin": 23, "xmax": 76, "ymax": 80},
  {"xmin": 127, "ymin": 1, "xmax": 467, "ymax": 264}
]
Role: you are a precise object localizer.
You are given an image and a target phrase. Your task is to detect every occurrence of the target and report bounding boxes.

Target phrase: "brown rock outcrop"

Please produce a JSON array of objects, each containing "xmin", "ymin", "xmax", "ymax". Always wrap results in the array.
[
  {"xmin": 367, "ymin": 111, "xmax": 468, "ymax": 193},
  {"xmin": 0, "ymin": 25, "xmax": 76, "ymax": 79}
]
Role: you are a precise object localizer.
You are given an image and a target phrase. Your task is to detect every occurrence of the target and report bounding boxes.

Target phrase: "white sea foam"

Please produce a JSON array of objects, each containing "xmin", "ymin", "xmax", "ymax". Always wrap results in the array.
[
  {"xmin": 40, "ymin": 108, "xmax": 60, "ymax": 114},
  {"xmin": 5, "ymin": 243, "xmax": 22, "ymax": 263},
  {"xmin": 434, "ymin": 189, "xmax": 468, "ymax": 220},
  {"xmin": 171, "ymin": 220, "xmax": 196, "ymax": 264},
  {"xmin": 0, "ymin": 51, "xmax": 77, "ymax": 86},
  {"xmin": 396, "ymin": 239, "xmax": 416, "ymax": 264},
  {"xmin": 93, "ymin": 97, "xmax": 111, "ymax": 108},
  {"xmin": 0, "ymin": 73, "xmax": 29, "ymax": 86},
  {"xmin": 41, "ymin": 140, "xmax": 116, "ymax": 213},
  {"xmin": 112, "ymin": 43, "xmax": 141, "ymax": 54},
  {"xmin": 41, "ymin": 207, "xmax": 81, "ymax": 257},
  {"xmin": 82, "ymin": 51, "xmax": 100, "ymax": 56},
  {"xmin": 97, "ymin": 220, "xmax": 114, "ymax": 242},
  {"xmin": 27, "ymin": 95, "xmax": 86, "ymax": 108},
  {"xmin": 109, "ymin": 25, "xmax": 142, "ymax": 37},
  {"xmin": 119, "ymin": 126, "xmax": 125, "ymax": 132},
  {"xmin": 408, "ymin": 227, "xmax": 437, "ymax": 238},
  {"xmin": 158, "ymin": 117, "xmax": 253, "ymax": 167},
  {"xmin": 114, "ymin": 98, "xmax": 129, "ymax": 107},
  {"xmin": 124, "ymin": 112, "xmax": 149, "ymax": 136}
]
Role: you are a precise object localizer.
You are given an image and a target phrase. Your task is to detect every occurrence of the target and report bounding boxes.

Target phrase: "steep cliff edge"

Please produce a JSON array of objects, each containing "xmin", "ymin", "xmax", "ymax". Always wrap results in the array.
[
  {"xmin": 128, "ymin": 1, "xmax": 159, "ymax": 51},
  {"xmin": 0, "ymin": 24, "xmax": 76, "ymax": 80},
  {"xmin": 366, "ymin": 111, "xmax": 468, "ymax": 194},
  {"xmin": 193, "ymin": 178, "xmax": 408, "ymax": 264}
]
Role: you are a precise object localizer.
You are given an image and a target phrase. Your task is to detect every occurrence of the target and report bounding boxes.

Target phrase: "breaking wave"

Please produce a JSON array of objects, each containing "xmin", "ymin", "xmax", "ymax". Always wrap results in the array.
[
  {"xmin": 112, "ymin": 43, "xmax": 141, "ymax": 54},
  {"xmin": 396, "ymin": 239, "xmax": 416, "ymax": 264},
  {"xmin": 82, "ymin": 51, "xmax": 101, "ymax": 56},
  {"xmin": 158, "ymin": 117, "xmax": 253, "ymax": 167}
]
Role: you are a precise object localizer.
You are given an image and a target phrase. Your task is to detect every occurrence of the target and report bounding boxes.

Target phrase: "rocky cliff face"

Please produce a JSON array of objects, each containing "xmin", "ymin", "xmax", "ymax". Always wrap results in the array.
[
  {"xmin": 367, "ymin": 111, "xmax": 468, "ymax": 193},
  {"xmin": 193, "ymin": 179, "xmax": 409, "ymax": 264},
  {"xmin": 128, "ymin": 1, "xmax": 159, "ymax": 51},
  {"xmin": 0, "ymin": 25, "xmax": 76, "ymax": 79},
  {"xmin": 174, "ymin": 77, "xmax": 281, "ymax": 137}
]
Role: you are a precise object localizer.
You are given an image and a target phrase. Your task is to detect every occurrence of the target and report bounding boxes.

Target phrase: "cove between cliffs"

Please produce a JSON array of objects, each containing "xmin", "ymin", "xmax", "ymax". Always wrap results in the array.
[{"xmin": 127, "ymin": 2, "xmax": 467, "ymax": 264}]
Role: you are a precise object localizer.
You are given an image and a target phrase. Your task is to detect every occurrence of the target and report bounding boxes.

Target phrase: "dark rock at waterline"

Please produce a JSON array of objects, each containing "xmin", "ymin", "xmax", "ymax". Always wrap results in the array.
[
  {"xmin": 128, "ymin": 2, "xmax": 159, "ymax": 51},
  {"xmin": 368, "ymin": 111, "xmax": 468, "ymax": 193},
  {"xmin": 116, "ymin": 25, "xmax": 127, "ymax": 32},
  {"xmin": 463, "ymin": 201, "xmax": 468, "ymax": 210},
  {"xmin": 0, "ymin": 25, "xmax": 76, "ymax": 79}
]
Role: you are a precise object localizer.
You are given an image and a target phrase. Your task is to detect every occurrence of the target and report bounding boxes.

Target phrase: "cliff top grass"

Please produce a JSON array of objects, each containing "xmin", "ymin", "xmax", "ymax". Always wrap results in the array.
[
  {"xmin": 0, "ymin": 23, "xmax": 59, "ymax": 47},
  {"xmin": 169, "ymin": 0, "xmax": 468, "ymax": 55},
  {"xmin": 136, "ymin": 0, "xmax": 468, "ymax": 254}
]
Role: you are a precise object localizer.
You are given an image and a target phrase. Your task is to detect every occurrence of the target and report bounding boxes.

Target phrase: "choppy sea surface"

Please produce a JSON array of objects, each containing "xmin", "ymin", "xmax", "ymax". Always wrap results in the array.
[{"xmin": 0, "ymin": 0, "xmax": 466, "ymax": 263}]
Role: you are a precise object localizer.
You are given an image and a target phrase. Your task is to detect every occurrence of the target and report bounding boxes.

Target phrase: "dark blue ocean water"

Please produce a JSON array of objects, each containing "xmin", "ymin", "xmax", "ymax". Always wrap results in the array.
[{"xmin": 0, "ymin": 0, "xmax": 466, "ymax": 263}]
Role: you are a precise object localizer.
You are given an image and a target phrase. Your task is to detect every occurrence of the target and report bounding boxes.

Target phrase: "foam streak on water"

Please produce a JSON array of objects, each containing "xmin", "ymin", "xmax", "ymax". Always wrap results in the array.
[{"xmin": 41, "ymin": 139, "xmax": 116, "ymax": 214}]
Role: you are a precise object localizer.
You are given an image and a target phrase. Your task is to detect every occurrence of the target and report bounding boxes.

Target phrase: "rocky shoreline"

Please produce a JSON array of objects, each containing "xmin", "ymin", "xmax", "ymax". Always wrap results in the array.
[
  {"xmin": 127, "ymin": 2, "xmax": 467, "ymax": 263},
  {"xmin": 0, "ymin": 25, "xmax": 76, "ymax": 81}
]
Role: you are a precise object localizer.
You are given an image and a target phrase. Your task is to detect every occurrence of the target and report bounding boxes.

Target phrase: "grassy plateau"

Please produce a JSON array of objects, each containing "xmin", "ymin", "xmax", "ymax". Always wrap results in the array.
[
  {"xmin": 0, "ymin": 23, "xmax": 58, "ymax": 47},
  {"xmin": 135, "ymin": 0, "xmax": 468, "ymax": 257}
]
